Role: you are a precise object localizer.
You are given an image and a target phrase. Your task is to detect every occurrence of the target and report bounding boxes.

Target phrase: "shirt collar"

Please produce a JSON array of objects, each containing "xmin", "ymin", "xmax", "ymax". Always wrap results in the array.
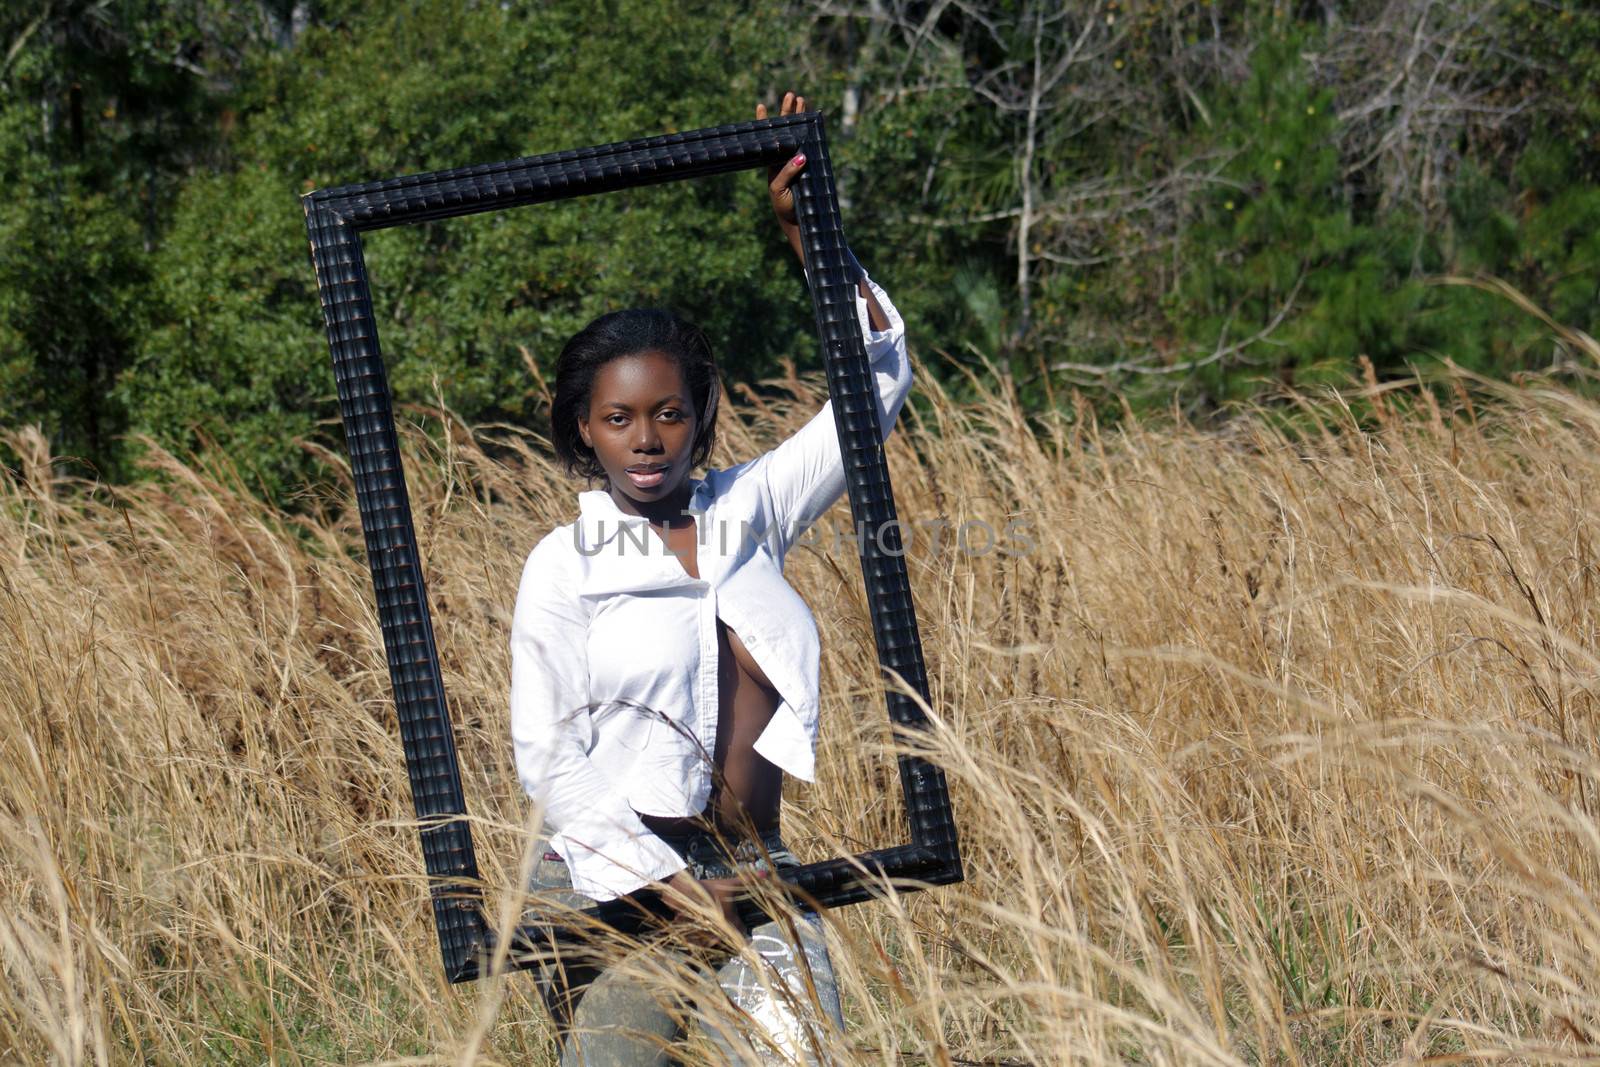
[{"xmin": 576, "ymin": 477, "xmax": 710, "ymax": 549}]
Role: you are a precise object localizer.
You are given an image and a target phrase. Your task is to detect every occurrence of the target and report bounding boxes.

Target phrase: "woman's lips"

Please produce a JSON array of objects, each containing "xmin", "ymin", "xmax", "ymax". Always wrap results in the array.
[{"xmin": 625, "ymin": 464, "xmax": 668, "ymax": 489}]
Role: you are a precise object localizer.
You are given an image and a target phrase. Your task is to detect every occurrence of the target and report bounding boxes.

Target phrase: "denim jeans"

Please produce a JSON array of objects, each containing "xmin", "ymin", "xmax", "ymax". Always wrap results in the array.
[{"xmin": 526, "ymin": 826, "xmax": 844, "ymax": 1066}]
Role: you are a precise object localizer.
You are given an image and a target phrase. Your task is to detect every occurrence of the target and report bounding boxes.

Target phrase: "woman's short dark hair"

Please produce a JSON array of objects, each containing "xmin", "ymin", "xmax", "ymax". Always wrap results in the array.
[{"xmin": 550, "ymin": 308, "xmax": 721, "ymax": 483}]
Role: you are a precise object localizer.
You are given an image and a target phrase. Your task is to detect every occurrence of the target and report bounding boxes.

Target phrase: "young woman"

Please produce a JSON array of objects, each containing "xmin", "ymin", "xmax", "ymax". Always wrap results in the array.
[{"xmin": 510, "ymin": 91, "xmax": 911, "ymax": 1065}]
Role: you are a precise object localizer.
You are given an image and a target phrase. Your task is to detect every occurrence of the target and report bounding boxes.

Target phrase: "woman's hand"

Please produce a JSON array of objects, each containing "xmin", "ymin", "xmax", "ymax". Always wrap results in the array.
[
  {"xmin": 755, "ymin": 89, "xmax": 887, "ymax": 327},
  {"xmin": 756, "ymin": 91, "xmax": 810, "ymax": 265},
  {"xmin": 660, "ymin": 868, "xmax": 770, "ymax": 949}
]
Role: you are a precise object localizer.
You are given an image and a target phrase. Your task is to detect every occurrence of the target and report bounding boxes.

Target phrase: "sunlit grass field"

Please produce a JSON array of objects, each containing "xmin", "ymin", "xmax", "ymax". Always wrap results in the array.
[{"xmin": 6, "ymin": 321, "xmax": 1600, "ymax": 1063}]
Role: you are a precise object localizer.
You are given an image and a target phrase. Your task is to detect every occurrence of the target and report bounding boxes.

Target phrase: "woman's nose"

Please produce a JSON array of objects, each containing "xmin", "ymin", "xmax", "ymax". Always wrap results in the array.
[{"xmin": 633, "ymin": 423, "xmax": 661, "ymax": 452}]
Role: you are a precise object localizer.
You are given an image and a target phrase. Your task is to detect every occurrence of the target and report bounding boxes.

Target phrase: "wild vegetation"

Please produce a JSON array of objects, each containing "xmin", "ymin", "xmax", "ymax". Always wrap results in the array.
[
  {"xmin": 4, "ymin": 286, "xmax": 1600, "ymax": 1061},
  {"xmin": 2, "ymin": 0, "xmax": 1595, "ymax": 497}
]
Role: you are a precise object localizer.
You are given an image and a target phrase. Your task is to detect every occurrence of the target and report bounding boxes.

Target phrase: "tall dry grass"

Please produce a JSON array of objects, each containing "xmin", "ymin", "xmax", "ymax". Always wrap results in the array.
[{"xmin": 5, "ymin": 336, "xmax": 1600, "ymax": 1063}]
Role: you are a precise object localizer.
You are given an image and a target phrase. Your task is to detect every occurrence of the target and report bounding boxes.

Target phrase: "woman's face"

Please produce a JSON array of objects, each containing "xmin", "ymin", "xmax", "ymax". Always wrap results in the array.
[{"xmin": 577, "ymin": 349, "xmax": 698, "ymax": 516}]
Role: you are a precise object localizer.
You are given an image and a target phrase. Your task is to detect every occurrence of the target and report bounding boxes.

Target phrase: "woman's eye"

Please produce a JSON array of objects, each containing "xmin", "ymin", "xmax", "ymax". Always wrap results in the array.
[
  {"xmin": 606, "ymin": 415, "xmax": 627, "ymax": 426},
  {"xmin": 659, "ymin": 410, "xmax": 682, "ymax": 421}
]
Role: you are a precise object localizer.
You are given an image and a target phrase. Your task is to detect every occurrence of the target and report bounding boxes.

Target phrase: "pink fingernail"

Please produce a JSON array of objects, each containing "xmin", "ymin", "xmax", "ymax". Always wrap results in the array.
[{"xmin": 793, "ymin": 153, "xmax": 806, "ymax": 166}]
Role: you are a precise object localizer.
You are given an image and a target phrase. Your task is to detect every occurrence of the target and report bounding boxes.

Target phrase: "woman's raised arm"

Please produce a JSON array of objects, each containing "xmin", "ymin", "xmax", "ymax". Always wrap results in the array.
[
  {"xmin": 749, "ymin": 262, "xmax": 911, "ymax": 564},
  {"xmin": 749, "ymin": 92, "xmax": 911, "ymax": 563},
  {"xmin": 758, "ymin": 91, "xmax": 890, "ymax": 331}
]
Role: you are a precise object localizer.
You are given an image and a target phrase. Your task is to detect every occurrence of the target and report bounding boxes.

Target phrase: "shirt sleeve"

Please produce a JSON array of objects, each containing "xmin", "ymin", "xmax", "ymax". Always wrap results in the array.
[
  {"xmin": 757, "ymin": 257, "xmax": 911, "ymax": 563},
  {"xmin": 509, "ymin": 531, "xmax": 687, "ymax": 901}
]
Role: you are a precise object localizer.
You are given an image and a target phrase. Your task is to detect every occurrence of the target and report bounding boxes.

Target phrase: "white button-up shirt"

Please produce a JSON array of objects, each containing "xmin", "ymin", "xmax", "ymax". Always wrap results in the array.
[{"xmin": 510, "ymin": 268, "xmax": 910, "ymax": 900}]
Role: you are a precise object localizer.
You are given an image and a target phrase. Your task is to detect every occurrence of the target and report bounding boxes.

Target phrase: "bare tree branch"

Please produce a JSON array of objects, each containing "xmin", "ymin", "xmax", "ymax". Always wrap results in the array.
[{"xmin": 1048, "ymin": 274, "xmax": 1306, "ymax": 381}]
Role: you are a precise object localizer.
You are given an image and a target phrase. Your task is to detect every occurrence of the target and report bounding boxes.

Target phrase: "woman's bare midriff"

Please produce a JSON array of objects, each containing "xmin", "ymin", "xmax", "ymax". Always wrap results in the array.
[{"xmin": 638, "ymin": 519, "xmax": 784, "ymax": 841}]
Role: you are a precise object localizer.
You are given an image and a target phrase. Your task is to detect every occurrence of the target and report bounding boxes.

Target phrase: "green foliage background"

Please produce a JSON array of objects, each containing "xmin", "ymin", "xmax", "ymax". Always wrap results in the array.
[{"xmin": 1, "ymin": 0, "xmax": 1594, "ymax": 500}]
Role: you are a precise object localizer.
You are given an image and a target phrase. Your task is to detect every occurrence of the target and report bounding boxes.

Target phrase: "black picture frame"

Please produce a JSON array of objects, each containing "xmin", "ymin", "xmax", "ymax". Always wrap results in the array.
[{"xmin": 302, "ymin": 111, "xmax": 961, "ymax": 984}]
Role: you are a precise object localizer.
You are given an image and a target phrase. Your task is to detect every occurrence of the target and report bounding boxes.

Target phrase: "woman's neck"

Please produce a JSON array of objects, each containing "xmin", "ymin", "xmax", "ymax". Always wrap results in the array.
[{"xmin": 605, "ymin": 480, "xmax": 694, "ymax": 527}]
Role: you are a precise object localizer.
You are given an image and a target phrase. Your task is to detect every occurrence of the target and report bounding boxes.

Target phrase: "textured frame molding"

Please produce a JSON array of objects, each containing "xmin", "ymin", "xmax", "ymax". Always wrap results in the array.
[{"xmin": 302, "ymin": 112, "xmax": 961, "ymax": 984}]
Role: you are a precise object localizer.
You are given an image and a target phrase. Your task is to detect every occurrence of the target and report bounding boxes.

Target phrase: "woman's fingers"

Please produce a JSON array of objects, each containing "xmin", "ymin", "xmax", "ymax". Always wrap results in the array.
[
  {"xmin": 769, "ymin": 151, "xmax": 807, "ymax": 195},
  {"xmin": 758, "ymin": 91, "xmax": 812, "ymax": 118},
  {"xmin": 716, "ymin": 875, "xmax": 762, "ymax": 941},
  {"xmin": 759, "ymin": 92, "xmax": 810, "ymax": 192},
  {"xmin": 662, "ymin": 872, "xmax": 754, "ymax": 946},
  {"xmin": 757, "ymin": 92, "xmax": 810, "ymax": 124},
  {"xmin": 720, "ymin": 899, "xmax": 750, "ymax": 942}
]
